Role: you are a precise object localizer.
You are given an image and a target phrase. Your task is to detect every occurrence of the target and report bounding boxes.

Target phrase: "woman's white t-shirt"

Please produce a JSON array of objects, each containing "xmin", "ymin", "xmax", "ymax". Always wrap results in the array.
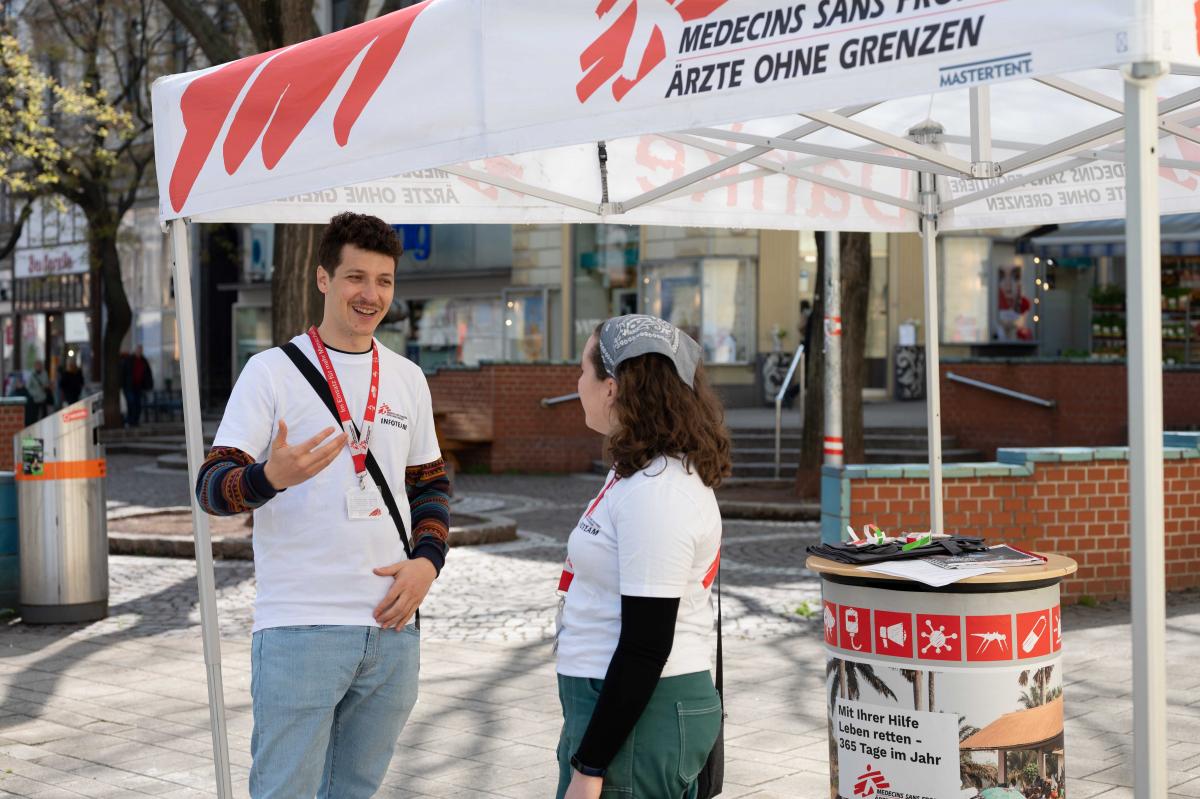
[{"xmin": 556, "ymin": 456, "xmax": 722, "ymax": 680}]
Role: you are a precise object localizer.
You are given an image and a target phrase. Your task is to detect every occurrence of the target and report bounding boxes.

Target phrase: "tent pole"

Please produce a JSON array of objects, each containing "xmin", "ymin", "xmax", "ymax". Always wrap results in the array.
[
  {"xmin": 823, "ymin": 231, "xmax": 843, "ymax": 477},
  {"xmin": 169, "ymin": 219, "xmax": 234, "ymax": 798},
  {"xmin": 1123, "ymin": 61, "xmax": 1167, "ymax": 799},
  {"xmin": 911, "ymin": 121, "xmax": 945, "ymax": 536}
]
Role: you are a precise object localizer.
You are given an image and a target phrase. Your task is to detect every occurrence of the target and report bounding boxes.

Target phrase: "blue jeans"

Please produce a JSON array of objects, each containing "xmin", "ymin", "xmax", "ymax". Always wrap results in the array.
[{"xmin": 250, "ymin": 624, "xmax": 420, "ymax": 798}]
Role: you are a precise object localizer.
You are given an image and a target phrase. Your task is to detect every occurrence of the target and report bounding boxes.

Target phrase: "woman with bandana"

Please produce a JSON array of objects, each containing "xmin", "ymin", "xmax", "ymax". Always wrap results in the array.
[{"xmin": 555, "ymin": 315, "xmax": 732, "ymax": 799}]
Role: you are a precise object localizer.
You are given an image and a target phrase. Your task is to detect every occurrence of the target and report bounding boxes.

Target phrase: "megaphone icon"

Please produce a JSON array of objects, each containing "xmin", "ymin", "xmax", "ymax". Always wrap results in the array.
[{"xmin": 879, "ymin": 622, "xmax": 907, "ymax": 649}]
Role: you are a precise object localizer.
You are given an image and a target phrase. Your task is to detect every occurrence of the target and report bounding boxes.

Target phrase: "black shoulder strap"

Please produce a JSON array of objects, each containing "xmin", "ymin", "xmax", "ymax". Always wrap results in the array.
[
  {"xmin": 279, "ymin": 343, "xmax": 413, "ymax": 560},
  {"xmin": 715, "ymin": 562, "xmax": 723, "ymax": 698}
]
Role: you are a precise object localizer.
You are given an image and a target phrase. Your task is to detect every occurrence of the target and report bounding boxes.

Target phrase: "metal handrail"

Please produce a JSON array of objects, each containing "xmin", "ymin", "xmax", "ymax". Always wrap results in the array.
[
  {"xmin": 540, "ymin": 392, "xmax": 580, "ymax": 408},
  {"xmin": 946, "ymin": 372, "xmax": 1056, "ymax": 408},
  {"xmin": 775, "ymin": 344, "xmax": 805, "ymax": 478}
]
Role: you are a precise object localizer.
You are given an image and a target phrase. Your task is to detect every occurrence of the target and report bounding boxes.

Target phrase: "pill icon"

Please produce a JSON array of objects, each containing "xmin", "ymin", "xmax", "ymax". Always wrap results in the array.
[{"xmin": 1021, "ymin": 615, "xmax": 1048, "ymax": 653}]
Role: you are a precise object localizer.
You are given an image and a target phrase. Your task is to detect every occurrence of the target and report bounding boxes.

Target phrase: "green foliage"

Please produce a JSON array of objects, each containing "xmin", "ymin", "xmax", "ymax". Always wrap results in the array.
[
  {"xmin": 0, "ymin": 29, "xmax": 131, "ymax": 203},
  {"xmin": 794, "ymin": 599, "xmax": 817, "ymax": 618}
]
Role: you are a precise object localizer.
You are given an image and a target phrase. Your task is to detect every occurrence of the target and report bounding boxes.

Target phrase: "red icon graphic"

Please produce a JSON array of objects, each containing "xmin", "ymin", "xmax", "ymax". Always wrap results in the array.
[
  {"xmin": 1016, "ymin": 610, "xmax": 1051, "ymax": 659},
  {"xmin": 915, "ymin": 613, "xmax": 961, "ymax": 662},
  {"xmin": 839, "ymin": 605, "xmax": 872, "ymax": 654},
  {"xmin": 168, "ymin": 3, "xmax": 430, "ymax": 211},
  {"xmin": 874, "ymin": 610, "xmax": 913, "ymax": 659},
  {"xmin": 576, "ymin": 0, "xmax": 734, "ymax": 103},
  {"xmin": 853, "ymin": 764, "xmax": 891, "ymax": 797},
  {"xmin": 1051, "ymin": 605, "xmax": 1062, "ymax": 652},
  {"xmin": 966, "ymin": 615, "xmax": 1014, "ymax": 662},
  {"xmin": 822, "ymin": 601, "xmax": 838, "ymax": 647}
]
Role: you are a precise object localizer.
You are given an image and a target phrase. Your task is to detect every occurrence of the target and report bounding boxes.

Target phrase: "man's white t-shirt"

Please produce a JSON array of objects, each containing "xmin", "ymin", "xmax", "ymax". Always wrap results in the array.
[
  {"xmin": 213, "ymin": 334, "xmax": 441, "ymax": 633},
  {"xmin": 556, "ymin": 457, "xmax": 722, "ymax": 680}
]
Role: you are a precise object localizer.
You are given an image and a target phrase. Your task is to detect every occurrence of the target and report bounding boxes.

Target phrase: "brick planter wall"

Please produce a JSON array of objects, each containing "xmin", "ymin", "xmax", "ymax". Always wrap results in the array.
[
  {"xmin": 0, "ymin": 400, "xmax": 25, "ymax": 472},
  {"xmin": 939, "ymin": 361, "xmax": 1200, "ymax": 458},
  {"xmin": 820, "ymin": 435, "xmax": 1200, "ymax": 603},
  {"xmin": 427, "ymin": 363, "xmax": 601, "ymax": 473}
]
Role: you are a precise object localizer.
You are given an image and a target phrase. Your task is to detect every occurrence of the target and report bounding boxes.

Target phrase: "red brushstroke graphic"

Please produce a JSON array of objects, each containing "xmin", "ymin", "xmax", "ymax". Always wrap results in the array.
[
  {"xmin": 169, "ymin": 2, "xmax": 430, "ymax": 212},
  {"xmin": 577, "ymin": 0, "xmax": 732, "ymax": 103}
]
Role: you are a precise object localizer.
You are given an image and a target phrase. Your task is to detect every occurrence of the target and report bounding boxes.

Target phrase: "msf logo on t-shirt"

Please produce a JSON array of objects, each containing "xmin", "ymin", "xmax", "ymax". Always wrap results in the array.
[{"xmin": 377, "ymin": 403, "xmax": 408, "ymax": 431}]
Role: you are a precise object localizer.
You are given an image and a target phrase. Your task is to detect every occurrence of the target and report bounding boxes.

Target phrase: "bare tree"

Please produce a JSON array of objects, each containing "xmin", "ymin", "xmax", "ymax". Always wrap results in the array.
[{"xmin": 795, "ymin": 232, "xmax": 871, "ymax": 497}]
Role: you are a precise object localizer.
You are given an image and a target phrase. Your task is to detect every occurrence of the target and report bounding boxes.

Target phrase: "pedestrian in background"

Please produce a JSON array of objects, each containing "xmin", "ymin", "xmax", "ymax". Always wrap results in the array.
[
  {"xmin": 26, "ymin": 361, "xmax": 51, "ymax": 421},
  {"xmin": 556, "ymin": 314, "xmax": 730, "ymax": 799},
  {"xmin": 59, "ymin": 359, "xmax": 84, "ymax": 406},
  {"xmin": 194, "ymin": 212, "xmax": 450, "ymax": 798},
  {"xmin": 6, "ymin": 372, "xmax": 35, "ymax": 426}
]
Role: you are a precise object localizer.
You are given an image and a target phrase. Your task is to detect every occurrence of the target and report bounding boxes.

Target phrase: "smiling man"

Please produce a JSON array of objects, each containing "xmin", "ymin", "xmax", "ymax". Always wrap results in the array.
[{"xmin": 195, "ymin": 212, "xmax": 449, "ymax": 798}]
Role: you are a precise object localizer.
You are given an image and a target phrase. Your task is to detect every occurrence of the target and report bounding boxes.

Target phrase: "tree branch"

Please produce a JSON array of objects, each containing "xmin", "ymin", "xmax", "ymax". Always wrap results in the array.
[
  {"xmin": 160, "ymin": 0, "xmax": 241, "ymax": 64},
  {"xmin": 0, "ymin": 200, "xmax": 33, "ymax": 263}
]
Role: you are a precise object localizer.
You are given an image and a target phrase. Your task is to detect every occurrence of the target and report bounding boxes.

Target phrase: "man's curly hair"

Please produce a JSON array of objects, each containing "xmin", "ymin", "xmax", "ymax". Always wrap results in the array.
[{"xmin": 317, "ymin": 212, "xmax": 402, "ymax": 274}]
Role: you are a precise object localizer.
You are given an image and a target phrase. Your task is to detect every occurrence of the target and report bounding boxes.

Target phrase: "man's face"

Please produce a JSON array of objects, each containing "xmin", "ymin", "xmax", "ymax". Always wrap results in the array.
[{"xmin": 316, "ymin": 243, "xmax": 396, "ymax": 340}]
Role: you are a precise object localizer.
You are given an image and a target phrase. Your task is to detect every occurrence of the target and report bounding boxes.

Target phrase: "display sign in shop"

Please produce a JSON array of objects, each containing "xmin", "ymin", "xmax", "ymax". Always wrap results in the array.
[
  {"xmin": 835, "ymin": 697, "xmax": 959, "ymax": 799},
  {"xmin": 823, "ymin": 601, "xmax": 1062, "ymax": 662},
  {"xmin": 14, "ymin": 243, "xmax": 89, "ymax": 279}
]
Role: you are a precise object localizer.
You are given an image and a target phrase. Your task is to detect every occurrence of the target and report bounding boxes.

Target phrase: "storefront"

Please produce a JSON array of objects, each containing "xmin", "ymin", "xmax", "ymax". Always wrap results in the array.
[
  {"xmin": 1024, "ymin": 214, "xmax": 1200, "ymax": 364},
  {"xmin": 9, "ymin": 200, "xmax": 97, "ymax": 398}
]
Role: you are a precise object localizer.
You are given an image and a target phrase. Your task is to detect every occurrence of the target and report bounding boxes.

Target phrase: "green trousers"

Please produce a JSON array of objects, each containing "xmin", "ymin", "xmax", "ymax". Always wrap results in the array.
[{"xmin": 556, "ymin": 671, "xmax": 721, "ymax": 799}]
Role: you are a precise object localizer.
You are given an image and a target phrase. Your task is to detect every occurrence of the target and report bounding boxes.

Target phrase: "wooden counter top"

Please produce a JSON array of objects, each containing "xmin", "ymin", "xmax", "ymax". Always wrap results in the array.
[{"xmin": 805, "ymin": 552, "xmax": 1078, "ymax": 585}]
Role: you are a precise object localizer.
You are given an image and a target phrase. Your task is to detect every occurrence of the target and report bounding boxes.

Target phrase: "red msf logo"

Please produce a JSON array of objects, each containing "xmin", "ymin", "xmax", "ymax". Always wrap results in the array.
[
  {"xmin": 168, "ymin": 2, "xmax": 431, "ymax": 212},
  {"xmin": 578, "ymin": 0, "xmax": 732, "ymax": 103},
  {"xmin": 853, "ymin": 764, "xmax": 890, "ymax": 798}
]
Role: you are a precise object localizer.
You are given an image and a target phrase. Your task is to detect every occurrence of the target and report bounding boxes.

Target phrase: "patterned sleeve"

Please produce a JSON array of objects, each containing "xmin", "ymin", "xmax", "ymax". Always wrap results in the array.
[
  {"xmin": 405, "ymin": 458, "xmax": 451, "ymax": 575},
  {"xmin": 195, "ymin": 446, "xmax": 280, "ymax": 516}
]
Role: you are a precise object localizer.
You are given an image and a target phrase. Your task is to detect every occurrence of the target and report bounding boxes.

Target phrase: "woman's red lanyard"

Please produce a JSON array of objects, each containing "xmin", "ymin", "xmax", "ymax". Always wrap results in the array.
[
  {"xmin": 307, "ymin": 326, "xmax": 379, "ymax": 489},
  {"xmin": 558, "ymin": 473, "xmax": 621, "ymax": 592}
]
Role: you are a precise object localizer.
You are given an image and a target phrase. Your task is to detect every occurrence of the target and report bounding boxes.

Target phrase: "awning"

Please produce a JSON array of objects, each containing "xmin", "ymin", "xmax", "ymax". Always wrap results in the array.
[
  {"xmin": 960, "ymin": 697, "xmax": 1064, "ymax": 752},
  {"xmin": 1027, "ymin": 214, "xmax": 1200, "ymax": 258}
]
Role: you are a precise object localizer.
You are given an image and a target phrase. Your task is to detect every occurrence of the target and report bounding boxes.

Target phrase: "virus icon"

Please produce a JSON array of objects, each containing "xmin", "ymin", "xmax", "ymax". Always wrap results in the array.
[{"xmin": 920, "ymin": 618, "xmax": 958, "ymax": 655}]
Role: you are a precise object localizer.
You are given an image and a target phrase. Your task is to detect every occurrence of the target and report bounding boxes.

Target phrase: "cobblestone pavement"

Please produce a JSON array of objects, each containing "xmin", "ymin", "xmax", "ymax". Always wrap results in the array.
[{"xmin": 0, "ymin": 459, "xmax": 1191, "ymax": 797}]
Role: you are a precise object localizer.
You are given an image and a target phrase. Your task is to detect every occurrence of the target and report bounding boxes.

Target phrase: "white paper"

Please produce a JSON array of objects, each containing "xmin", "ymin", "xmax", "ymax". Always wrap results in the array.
[{"xmin": 857, "ymin": 560, "xmax": 1002, "ymax": 587}]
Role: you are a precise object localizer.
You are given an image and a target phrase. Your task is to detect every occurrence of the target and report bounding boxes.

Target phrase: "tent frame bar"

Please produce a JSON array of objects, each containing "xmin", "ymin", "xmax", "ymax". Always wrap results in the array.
[
  {"xmin": 663, "ymin": 134, "xmax": 921, "ymax": 213},
  {"xmin": 684, "ymin": 127, "xmax": 965, "ymax": 178},
  {"xmin": 440, "ymin": 165, "xmax": 603, "ymax": 214},
  {"xmin": 802, "ymin": 110, "xmax": 977, "ymax": 175},
  {"xmin": 1038, "ymin": 75, "xmax": 1200, "ymax": 148},
  {"xmin": 618, "ymin": 104, "xmax": 876, "ymax": 213}
]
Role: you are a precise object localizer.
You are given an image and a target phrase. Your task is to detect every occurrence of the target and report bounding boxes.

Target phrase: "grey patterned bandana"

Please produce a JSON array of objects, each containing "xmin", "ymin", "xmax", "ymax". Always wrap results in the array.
[{"xmin": 598, "ymin": 315, "xmax": 702, "ymax": 388}]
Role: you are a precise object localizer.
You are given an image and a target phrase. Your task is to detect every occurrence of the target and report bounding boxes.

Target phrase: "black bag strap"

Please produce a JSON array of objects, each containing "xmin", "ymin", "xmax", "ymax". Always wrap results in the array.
[
  {"xmin": 279, "ymin": 343, "xmax": 414, "ymax": 560},
  {"xmin": 715, "ymin": 561, "xmax": 723, "ymax": 700}
]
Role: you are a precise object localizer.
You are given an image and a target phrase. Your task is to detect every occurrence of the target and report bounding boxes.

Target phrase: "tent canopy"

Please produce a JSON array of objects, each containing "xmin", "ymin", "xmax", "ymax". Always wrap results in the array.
[{"xmin": 152, "ymin": 0, "xmax": 1200, "ymax": 232}]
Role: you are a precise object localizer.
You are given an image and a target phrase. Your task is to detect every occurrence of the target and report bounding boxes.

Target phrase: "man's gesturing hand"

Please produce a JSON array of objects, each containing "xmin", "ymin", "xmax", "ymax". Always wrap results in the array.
[
  {"xmin": 262, "ymin": 420, "xmax": 347, "ymax": 490},
  {"xmin": 372, "ymin": 558, "xmax": 437, "ymax": 629}
]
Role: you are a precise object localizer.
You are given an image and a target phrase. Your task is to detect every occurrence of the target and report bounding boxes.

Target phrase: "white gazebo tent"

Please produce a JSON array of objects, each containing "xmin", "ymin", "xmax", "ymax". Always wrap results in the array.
[{"xmin": 151, "ymin": 2, "xmax": 1200, "ymax": 795}]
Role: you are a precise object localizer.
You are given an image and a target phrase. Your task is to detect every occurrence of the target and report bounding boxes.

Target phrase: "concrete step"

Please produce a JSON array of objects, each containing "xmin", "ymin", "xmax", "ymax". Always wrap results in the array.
[
  {"xmin": 729, "ymin": 432, "xmax": 804, "ymax": 448},
  {"xmin": 865, "ymin": 433, "xmax": 956, "ymax": 447},
  {"xmin": 157, "ymin": 453, "xmax": 190, "ymax": 471},
  {"xmin": 732, "ymin": 447, "xmax": 801, "ymax": 463},
  {"xmin": 864, "ymin": 447, "xmax": 983, "ymax": 464},
  {"xmin": 731, "ymin": 461, "xmax": 798, "ymax": 478}
]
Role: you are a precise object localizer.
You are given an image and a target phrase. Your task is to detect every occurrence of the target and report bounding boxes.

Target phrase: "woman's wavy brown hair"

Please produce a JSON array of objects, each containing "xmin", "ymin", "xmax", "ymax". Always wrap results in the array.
[{"xmin": 591, "ymin": 323, "xmax": 733, "ymax": 488}]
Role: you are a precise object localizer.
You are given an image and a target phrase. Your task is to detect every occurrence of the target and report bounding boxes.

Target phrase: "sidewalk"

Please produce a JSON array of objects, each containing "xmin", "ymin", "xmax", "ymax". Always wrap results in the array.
[{"xmin": 0, "ymin": 462, "xmax": 1196, "ymax": 797}]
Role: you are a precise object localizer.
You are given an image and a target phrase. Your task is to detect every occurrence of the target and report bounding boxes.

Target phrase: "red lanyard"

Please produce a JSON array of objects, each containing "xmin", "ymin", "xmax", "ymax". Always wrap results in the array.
[
  {"xmin": 307, "ymin": 326, "xmax": 379, "ymax": 486},
  {"xmin": 585, "ymin": 473, "xmax": 621, "ymax": 517}
]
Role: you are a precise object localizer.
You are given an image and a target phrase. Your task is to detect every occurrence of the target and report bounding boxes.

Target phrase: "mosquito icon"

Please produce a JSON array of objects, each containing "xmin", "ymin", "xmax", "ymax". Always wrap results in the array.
[{"xmin": 971, "ymin": 631, "xmax": 1009, "ymax": 654}]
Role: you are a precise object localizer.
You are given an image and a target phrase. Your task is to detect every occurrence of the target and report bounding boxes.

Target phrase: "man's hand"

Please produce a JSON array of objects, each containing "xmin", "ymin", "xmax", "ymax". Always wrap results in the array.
[
  {"xmin": 372, "ymin": 558, "xmax": 437, "ymax": 629},
  {"xmin": 563, "ymin": 771, "xmax": 603, "ymax": 799},
  {"xmin": 262, "ymin": 420, "xmax": 347, "ymax": 490}
]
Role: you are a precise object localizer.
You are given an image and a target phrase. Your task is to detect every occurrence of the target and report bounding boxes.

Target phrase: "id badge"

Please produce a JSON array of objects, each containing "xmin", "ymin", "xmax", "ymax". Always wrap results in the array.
[{"xmin": 346, "ymin": 486, "xmax": 386, "ymax": 521}]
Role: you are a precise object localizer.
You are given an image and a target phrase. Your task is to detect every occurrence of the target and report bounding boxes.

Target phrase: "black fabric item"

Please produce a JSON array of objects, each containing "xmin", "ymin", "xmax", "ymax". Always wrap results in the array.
[
  {"xmin": 696, "ymin": 564, "xmax": 724, "ymax": 799},
  {"xmin": 573, "ymin": 595, "xmax": 680, "ymax": 770},
  {"xmin": 806, "ymin": 535, "xmax": 989, "ymax": 565},
  {"xmin": 280, "ymin": 342, "xmax": 420, "ymax": 629}
]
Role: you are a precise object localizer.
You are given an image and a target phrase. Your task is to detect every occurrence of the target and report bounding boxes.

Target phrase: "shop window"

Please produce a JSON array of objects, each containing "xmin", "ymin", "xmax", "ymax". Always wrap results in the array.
[
  {"xmin": 642, "ymin": 257, "xmax": 755, "ymax": 364},
  {"xmin": 503, "ymin": 288, "xmax": 559, "ymax": 362},
  {"xmin": 402, "ymin": 297, "xmax": 503, "ymax": 370},
  {"xmin": 572, "ymin": 225, "xmax": 639, "ymax": 357},
  {"xmin": 939, "ymin": 237, "xmax": 991, "ymax": 344}
]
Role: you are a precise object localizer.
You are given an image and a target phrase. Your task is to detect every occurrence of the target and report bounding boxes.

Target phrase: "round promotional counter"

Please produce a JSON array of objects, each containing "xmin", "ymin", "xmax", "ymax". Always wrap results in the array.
[{"xmin": 806, "ymin": 553, "xmax": 1077, "ymax": 799}]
